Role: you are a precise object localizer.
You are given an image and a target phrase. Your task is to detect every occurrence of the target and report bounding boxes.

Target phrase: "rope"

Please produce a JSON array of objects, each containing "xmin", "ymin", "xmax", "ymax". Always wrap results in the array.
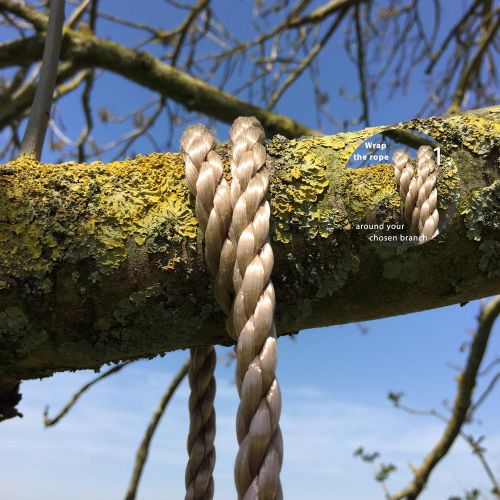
[
  {"xmin": 393, "ymin": 146, "xmax": 439, "ymax": 243},
  {"xmin": 181, "ymin": 124, "xmax": 232, "ymax": 500},
  {"xmin": 181, "ymin": 117, "xmax": 283, "ymax": 500},
  {"xmin": 415, "ymin": 146, "xmax": 439, "ymax": 240},
  {"xmin": 228, "ymin": 117, "xmax": 283, "ymax": 500}
]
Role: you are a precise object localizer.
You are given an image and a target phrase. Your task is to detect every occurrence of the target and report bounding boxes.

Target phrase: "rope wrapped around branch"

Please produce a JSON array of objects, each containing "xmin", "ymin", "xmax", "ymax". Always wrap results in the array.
[
  {"xmin": 393, "ymin": 145, "xmax": 439, "ymax": 243},
  {"xmin": 181, "ymin": 125, "xmax": 233, "ymax": 500},
  {"xmin": 228, "ymin": 117, "xmax": 283, "ymax": 499},
  {"xmin": 181, "ymin": 117, "xmax": 283, "ymax": 500}
]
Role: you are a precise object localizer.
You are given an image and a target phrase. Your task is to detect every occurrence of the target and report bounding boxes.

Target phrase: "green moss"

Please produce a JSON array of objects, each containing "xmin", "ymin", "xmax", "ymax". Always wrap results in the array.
[
  {"xmin": 461, "ymin": 181, "xmax": 500, "ymax": 239},
  {"xmin": 268, "ymin": 136, "xmax": 332, "ymax": 243},
  {"xmin": 0, "ymin": 307, "xmax": 47, "ymax": 364},
  {"xmin": 460, "ymin": 180, "xmax": 500, "ymax": 277},
  {"xmin": 94, "ymin": 279, "xmax": 219, "ymax": 359}
]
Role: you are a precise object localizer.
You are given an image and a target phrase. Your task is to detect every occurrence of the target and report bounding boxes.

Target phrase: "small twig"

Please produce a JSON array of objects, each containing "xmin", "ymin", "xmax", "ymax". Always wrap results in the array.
[
  {"xmin": 268, "ymin": 8, "xmax": 348, "ymax": 108},
  {"xmin": 171, "ymin": 0, "xmax": 209, "ymax": 66},
  {"xmin": 44, "ymin": 361, "xmax": 131, "ymax": 427},
  {"xmin": 447, "ymin": 13, "xmax": 500, "ymax": 115},
  {"xmin": 124, "ymin": 357, "xmax": 190, "ymax": 500},
  {"xmin": 390, "ymin": 297, "xmax": 500, "ymax": 500},
  {"xmin": 66, "ymin": 0, "xmax": 90, "ymax": 29},
  {"xmin": 20, "ymin": 0, "xmax": 65, "ymax": 159},
  {"xmin": 354, "ymin": 2, "xmax": 369, "ymax": 126},
  {"xmin": 75, "ymin": 0, "xmax": 97, "ymax": 161},
  {"xmin": 470, "ymin": 371, "xmax": 500, "ymax": 416}
]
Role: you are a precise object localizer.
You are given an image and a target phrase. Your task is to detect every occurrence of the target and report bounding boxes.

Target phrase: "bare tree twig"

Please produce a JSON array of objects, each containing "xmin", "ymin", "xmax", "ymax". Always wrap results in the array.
[
  {"xmin": 66, "ymin": 0, "xmax": 90, "ymax": 29},
  {"xmin": 390, "ymin": 296, "xmax": 500, "ymax": 500},
  {"xmin": 20, "ymin": 0, "xmax": 65, "ymax": 159},
  {"xmin": 43, "ymin": 361, "xmax": 131, "ymax": 427},
  {"xmin": 354, "ymin": 2, "xmax": 369, "ymax": 126},
  {"xmin": 75, "ymin": 0, "xmax": 97, "ymax": 161},
  {"xmin": 124, "ymin": 357, "xmax": 190, "ymax": 500},
  {"xmin": 447, "ymin": 12, "xmax": 500, "ymax": 115},
  {"xmin": 268, "ymin": 7, "xmax": 348, "ymax": 108},
  {"xmin": 470, "ymin": 371, "xmax": 500, "ymax": 416},
  {"xmin": 391, "ymin": 396, "xmax": 500, "ymax": 498},
  {"xmin": 171, "ymin": 0, "xmax": 209, "ymax": 66}
]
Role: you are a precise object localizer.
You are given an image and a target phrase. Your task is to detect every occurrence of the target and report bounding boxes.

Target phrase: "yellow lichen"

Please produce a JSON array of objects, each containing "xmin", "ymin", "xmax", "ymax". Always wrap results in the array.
[{"xmin": 0, "ymin": 152, "xmax": 196, "ymax": 291}]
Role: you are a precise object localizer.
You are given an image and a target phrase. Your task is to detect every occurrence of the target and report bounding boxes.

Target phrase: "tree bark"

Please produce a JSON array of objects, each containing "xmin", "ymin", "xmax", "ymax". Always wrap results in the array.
[{"xmin": 0, "ymin": 107, "xmax": 499, "ymax": 380}]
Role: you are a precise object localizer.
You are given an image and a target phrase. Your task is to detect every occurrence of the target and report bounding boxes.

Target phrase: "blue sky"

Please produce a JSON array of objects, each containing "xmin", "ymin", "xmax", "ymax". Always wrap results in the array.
[
  {"xmin": 2, "ymin": 304, "xmax": 499, "ymax": 499},
  {"xmin": 1, "ymin": 1, "xmax": 499, "ymax": 499}
]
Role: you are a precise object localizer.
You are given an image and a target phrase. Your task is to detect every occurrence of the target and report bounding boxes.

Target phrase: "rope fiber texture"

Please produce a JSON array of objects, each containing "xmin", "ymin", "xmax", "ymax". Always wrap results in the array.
[
  {"xmin": 393, "ymin": 145, "xmax": 439, "ymax": 243},
  {"xmin": 181, "ymin": 124, "xmax": 233, "ymax": 500},
  {"xmin": 181, "ymin": 117, "xmax": 283, "ymax": 500},
  {"xmin": 228, "ymin": 117, "xmax": 283, "ymax": 500}
]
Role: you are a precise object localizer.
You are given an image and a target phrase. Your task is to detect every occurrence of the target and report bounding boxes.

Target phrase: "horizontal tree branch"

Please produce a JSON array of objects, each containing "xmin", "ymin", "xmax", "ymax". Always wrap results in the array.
[
  {"xmin": 0, "ymin": 0, "xmax": 317, "ymax": 139},
  {"xmin": 0, "ymin": 107, "xmax": 499, "ymax": 380}
]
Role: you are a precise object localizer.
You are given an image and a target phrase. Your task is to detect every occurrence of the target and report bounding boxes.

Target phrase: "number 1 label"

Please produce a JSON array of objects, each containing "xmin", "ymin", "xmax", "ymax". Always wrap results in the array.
[{"xmin": 433, "ymin": 147, "xmax": 441, "ymax": 165}]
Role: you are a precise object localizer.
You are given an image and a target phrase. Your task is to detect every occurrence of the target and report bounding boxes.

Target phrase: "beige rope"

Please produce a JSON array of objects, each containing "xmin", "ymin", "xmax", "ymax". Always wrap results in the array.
[
  {"xmin": 393, "ymin": 146, "xmax": 439, "ymax": 243},
  {"xmin": 228, "ymin": 117, "xmax": 283, "ymax": 499},
  {"xmin": 393, "ymin": 149, "xmax": 420, "ymax": 234},
  {"xmin": 415, "ymin": 145, "xmax": 439, "ymax": 241},
  {"xmin": 181, "ymin": 124, "xmax": 233, "ymax": 500},
  {"xmin": 185, "ymin": 346, "xmax": 216, "ymax": 500},
  {"xmin": 181, "ymin": 117, "xmax": 283, "ymax": 499}
]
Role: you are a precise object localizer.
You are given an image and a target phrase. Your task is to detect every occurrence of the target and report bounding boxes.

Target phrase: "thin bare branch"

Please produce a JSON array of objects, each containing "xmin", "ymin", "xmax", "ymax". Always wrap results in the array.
[
  {"xmin": 44, "ymin": 361, "xmax": 131, "ymax": 427},
  {"xmin": 20, "ymin": 0, "xmax": 65, "ymax": 159},
  {"xmin": 124, "ymin": 357, "xmax": 190, "ymax": 500},
  {"xmin": 390, "ymin": 297, "xmax": 500, "ymax": 500},
  {"xmin": 447, "ymin": 12, "xmax": 500, "ymax": 114}
]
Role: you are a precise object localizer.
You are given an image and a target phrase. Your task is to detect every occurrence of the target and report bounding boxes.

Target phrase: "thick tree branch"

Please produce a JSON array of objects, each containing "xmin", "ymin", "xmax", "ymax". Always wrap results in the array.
[{"xmin": 0, "ymin": 107, "xmax": 499, "ymax": 380}]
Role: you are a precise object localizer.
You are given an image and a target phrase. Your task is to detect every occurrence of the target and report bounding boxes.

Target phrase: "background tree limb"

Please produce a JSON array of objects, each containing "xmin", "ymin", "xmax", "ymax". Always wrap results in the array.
[
  {"xmin": 124, "ymin": 357, "xmax": 190, "ymax": 500},
  {"xmin": 390, "ymin": 296, "xmax": 500, "ymax": 500}
]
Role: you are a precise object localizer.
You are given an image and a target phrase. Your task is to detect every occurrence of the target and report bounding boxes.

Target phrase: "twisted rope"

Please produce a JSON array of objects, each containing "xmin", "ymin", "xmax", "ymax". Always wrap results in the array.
[
  {"xmin": 228, "ymin": 117, "xmax": 283, "ymax": 500},
  {"xmin": 393, "ymin": 146, "xmax": 439, "ymax": 242},
  {"xmin": 181, "ymin": 117, "xmax": 283, "ymax": 499},
  {"xmin": 181, "ymin": 124, "xmax": 233, "ymax": 500},
  {"xmin": 415, "ymin": 146, "xmax": 439, "ymax": 240}
]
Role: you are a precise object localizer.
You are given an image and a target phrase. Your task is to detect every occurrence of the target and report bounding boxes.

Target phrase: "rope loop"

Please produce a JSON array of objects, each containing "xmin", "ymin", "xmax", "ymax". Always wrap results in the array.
[{"xmin": 181, "ymin": 116, "xmax": 283, "ymax": 500}]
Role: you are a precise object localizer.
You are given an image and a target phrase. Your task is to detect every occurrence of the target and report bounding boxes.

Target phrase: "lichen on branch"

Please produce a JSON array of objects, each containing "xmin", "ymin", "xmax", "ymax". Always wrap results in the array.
[{"xmin": 0, "ymin": 107, "xmax": 499, "ymax": 380}]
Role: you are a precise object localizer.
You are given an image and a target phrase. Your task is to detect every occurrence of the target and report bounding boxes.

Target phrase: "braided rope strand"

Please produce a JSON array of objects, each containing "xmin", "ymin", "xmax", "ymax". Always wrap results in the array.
[
  {"xmin": 185, "ymin": 346, "xmax": 216, "ymax": 500},
  {"xmin": 181, "ymin": 124, "xmax": 233, "ymax": 500},
  {"xmin": 228, "ymin": 117, "xmax": 283, "ymax": 500},
  {"xmin": 392, "ymin": 150, "xmax": 420, "ymax": 233},
  {"xmin": 415, "ymin": 146, "xmax": 439, "ymax": 241},
  {"xmin": 392, "ymin": 146, "xmax": 439, "ymax": 243}
]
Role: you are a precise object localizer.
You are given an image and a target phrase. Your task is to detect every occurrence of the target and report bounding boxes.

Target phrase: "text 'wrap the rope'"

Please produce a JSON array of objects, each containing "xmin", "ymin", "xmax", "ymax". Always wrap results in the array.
[{"xmin": 181, "ymin": 117, "xmax": 283, "ymax": 500}]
